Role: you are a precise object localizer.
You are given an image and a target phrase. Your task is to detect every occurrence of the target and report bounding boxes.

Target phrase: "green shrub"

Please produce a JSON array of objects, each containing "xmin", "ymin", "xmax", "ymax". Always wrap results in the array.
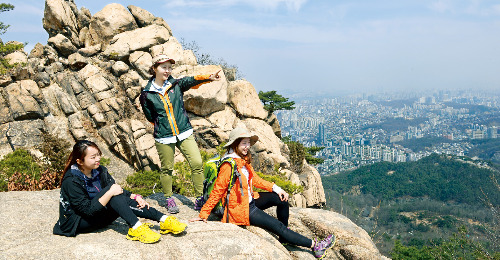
[
  {"xmin": 0, "ymin": 148, "xmax": 62, "ymax": 192},
  {"xmin": 0, "ymin": 149, "xmax": 41, "ymax": 191},
  {"xmin": 256, "ymin": 166, "xmax": 304, "ymax": 195},
  {"xmin": 125, "ymin": 170, "xmax": 162, "ymax": 197}
]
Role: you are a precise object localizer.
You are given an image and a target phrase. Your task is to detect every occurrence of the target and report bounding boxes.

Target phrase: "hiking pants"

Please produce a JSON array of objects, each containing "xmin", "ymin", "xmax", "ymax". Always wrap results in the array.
[
  {"xmin": 77, "ymin": 185, "xmax": 164, "ymax": 233},
  {"xmin": 249, "ymin": 192, "xmax": 312, "ymax": 248},
  {"xmin": 155, "ymin": 135, "xmax": 204, "ymax": 197}
]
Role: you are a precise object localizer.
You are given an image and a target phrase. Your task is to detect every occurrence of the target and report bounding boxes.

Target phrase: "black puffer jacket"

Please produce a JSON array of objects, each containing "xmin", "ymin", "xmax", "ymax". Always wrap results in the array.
[{"xmin": 53, "ymin": 165, "xmax": 131, "ymax": 237}]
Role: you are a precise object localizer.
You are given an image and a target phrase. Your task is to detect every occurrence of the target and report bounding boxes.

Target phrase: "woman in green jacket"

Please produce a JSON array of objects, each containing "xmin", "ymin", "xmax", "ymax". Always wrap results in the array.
[{"xmin": 139, "ymin": 54, "xmax": 221, "ymax": 213}]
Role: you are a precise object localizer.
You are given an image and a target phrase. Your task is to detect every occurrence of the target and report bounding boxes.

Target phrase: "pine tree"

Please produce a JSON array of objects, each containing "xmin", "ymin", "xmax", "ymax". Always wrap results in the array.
[{"xmin": 258, "ymin": 90, "xmax": 295, "ymax": 113}]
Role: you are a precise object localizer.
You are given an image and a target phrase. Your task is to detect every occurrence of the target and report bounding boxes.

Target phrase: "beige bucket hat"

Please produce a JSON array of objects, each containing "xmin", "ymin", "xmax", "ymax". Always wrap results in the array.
[
  {"xmin": 152, "ymin": 54, "xmax": 175, "ymax": 65},
  {"xmin": 224, "ymin": 127, "xmax": 259, "ymax": 148}
]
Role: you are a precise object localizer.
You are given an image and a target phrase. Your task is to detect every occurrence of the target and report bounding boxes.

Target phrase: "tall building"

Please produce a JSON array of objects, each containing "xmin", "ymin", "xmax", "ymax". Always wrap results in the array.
[{"xmin": 318, "ymin": 123, "xmax": 326, "ymax": 145}]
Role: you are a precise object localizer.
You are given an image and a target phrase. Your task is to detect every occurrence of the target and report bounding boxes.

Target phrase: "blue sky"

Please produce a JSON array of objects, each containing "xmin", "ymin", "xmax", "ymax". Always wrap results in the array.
[{"xmin": 2, "ymin": 0, "xmax": 500, "ymax": 96}]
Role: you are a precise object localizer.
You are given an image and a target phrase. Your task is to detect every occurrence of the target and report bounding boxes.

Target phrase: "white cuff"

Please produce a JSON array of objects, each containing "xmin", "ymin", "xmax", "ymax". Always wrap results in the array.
[{"xmin": 272, "ymin": 184, "xmax": 284, "ymax": 194}]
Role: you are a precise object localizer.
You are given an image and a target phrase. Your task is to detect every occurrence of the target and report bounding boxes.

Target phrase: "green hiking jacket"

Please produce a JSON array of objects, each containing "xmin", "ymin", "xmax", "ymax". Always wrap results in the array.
[{"xmin": 139, "ymin": 75, "xmax": 211, "ymax": 139}]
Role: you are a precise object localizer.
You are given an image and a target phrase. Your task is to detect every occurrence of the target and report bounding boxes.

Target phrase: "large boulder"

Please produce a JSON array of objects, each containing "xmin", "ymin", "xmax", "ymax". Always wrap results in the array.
[
  {"xmin": 5, "ymin": 119, "xmax": 46, "ymax": 149},
  {"xmin": 86, "ymin": 3, "xmax": 138, "ymax": 48},
  {"xmin": 0, "ymin": 124, "xmax": 13, "ymax": 158},
  {"xmin": 150, "ymin": 37, "xmax": 197, "ymax": 66},
  {"xmin": 175, "ymin": 65, "xmax": 227, "ymax": 116},
  {"xmin": 4, "ymin": 51, "xmax": 28, "ymax": 65},
  {"xmin": 0, "ymin": 90, "xmax": 13, "ymax": 124},
  {"xmin": 241, "ymin": 118, "xmax": 282, "ymax": 155},
  {"xmin": 267, "ymin": 113, "xmax": 282, "ymax": 138},
  {"xmin": 43, "ymin": 0, "xmax": 80, "ymax": 46},
  {"xmin": 127, "ymin": 5, "xmax": 156, "ymax": 27},
  {"xmin": 29, "ymin": 43, "xmax": 45, "ymax": 59},
  {"xmin": 206, "ymin": 106, "xmax": 237, "ymax": 132},
  {"xmin": 296, "ymin": 208, "xmax": 388, "ymax": 259},
  {"xmin": 299, "ymin": 163, "xmax": 327, "ymax": 207},
  {"xmin": 41, "ymin": 83, "xmax": 79, "ymax": 116},
  {"xmin": 228, "ymin": 80, "xmax": 268, "ymax": 120},
  {"xmin": 103, "ymin": 24, "xmax": 171, "ymax": 60},
  {"xmin": 48, "ymin": 34, "xmax": 77, "ymax": 57},
  {"xmin": 128, "ymin": 51, "xmax": 152, "ymax": 79},
  {"xmin": 0, "ymin": 190, "xmax": 387, "ymax": 259},
  {"xmin": 5, "ymin": 81, "xmax": 45, "ymax": 120},
  {"xmin": 43, "ymin": 115, "xmax": 73, "ymax": 142}
]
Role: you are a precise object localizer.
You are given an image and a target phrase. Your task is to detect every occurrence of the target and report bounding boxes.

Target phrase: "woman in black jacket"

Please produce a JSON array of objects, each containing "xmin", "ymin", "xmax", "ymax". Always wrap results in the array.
[{"xmin": 53, "ymin": 140, "xmax": 187, "ymax": 243}]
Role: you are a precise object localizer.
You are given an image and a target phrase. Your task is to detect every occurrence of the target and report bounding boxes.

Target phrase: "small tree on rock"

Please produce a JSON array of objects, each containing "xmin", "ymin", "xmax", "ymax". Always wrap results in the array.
[{"xmin": 258, "ymin": 90, "xmax": 295, "ymax": 114}]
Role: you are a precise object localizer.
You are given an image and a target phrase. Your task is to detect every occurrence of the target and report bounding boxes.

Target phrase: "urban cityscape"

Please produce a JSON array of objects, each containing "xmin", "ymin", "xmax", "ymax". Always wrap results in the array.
[{"xmin": 276, "ymin": 90, "xmax": 500, "ymax": 175}]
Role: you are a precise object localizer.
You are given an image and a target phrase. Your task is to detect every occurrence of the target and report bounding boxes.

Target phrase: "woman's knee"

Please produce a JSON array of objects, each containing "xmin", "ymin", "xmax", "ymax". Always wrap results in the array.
[
  {"xmin": 108, "ymin": 193, "xmax": 128, "ymax": 206},
  {"xmin": 189, "ymin": 156, "xmax": 203, "ymax": 170}
]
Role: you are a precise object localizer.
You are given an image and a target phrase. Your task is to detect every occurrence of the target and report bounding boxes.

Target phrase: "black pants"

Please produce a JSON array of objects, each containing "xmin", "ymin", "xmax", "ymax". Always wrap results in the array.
[
  {"xmin": 249, "ymin": 192, "xmax": 312, "ymax": 248},
  {"xmin": 77, "ymin": 186, "xmax": 164, "ymax": 233}
]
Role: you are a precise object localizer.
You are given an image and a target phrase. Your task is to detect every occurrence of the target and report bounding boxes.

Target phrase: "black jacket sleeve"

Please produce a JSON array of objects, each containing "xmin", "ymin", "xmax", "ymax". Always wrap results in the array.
[{"xmin": 62, "ymin": 179, "xmax": 105, "ymax": 218}]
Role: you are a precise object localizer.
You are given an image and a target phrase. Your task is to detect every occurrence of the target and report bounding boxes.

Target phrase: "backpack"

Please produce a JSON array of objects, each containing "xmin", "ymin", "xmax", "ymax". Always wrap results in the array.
[{"xmin": 201, "ymin": 155, "xmax": 244, "ymax": 220}]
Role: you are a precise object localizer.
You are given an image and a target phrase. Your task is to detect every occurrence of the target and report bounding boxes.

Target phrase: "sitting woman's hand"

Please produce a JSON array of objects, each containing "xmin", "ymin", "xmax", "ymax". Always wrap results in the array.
[
  {"xmin": 277, "ymin": 190, "xmax": 289, "ymax": 202},
  {"xmin": 188, "ymin": 217, "xmax": 207, "ymax": 223},
  {"xmin": 209, "ymin": 70, "xmax": 221, "ymax": 81},
  {"xmin": 109, "ymin": 184, "xmax": 123, "ymax": 196},
  {"xmin": 135, "ymin": 196, "xmax": 150, "ymax": 209}
]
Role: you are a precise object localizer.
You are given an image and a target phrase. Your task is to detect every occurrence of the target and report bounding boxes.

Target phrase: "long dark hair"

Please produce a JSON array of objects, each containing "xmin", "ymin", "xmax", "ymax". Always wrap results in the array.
[
  {"xmin": 60, "ymin": 140, "xmax": 102, "ymax": 187},
  {"xmin": 228, "ymin": 138, "xmax": 252, "ymax": 163}
]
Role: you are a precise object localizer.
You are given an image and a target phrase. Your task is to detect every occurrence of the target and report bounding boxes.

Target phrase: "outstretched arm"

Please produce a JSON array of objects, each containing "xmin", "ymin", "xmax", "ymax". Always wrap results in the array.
[{"xmin": 179, "ymin": 70, "xmax": 222, "ymax": 92}]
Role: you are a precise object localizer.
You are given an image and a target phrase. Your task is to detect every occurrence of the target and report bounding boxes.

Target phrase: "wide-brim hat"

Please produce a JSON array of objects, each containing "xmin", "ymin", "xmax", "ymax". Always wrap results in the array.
[
  {"xmin": 152, "ymin": 54, "xmax": 175, "ymax": 65},
  {"xmin": 224, "ymin": 127, "xmax": 259, "ymax": 148}
]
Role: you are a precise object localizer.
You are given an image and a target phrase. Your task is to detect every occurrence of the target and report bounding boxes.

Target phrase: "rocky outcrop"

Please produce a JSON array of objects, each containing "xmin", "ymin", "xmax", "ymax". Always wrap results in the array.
[
  {"xmin": 0, "ymin": 1, "xmax": 325, "ymax": 207},
  {"xmin": 0, "ymin": 189, "xmax": 388, "ymax": 259}
]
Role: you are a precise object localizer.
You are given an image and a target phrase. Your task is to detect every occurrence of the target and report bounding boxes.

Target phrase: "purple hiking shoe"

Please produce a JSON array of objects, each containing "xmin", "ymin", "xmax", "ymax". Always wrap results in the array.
[
  {"xmin": 165, "ymin": 197, "xmax": 179, "ymax": 214},
  {"xmin": 194, "ymin": 196, "xmax": 205, "ymax": 211},
  {"xmin": 313, "ymin": 234, "xmax": 336, "ymax": 259}
]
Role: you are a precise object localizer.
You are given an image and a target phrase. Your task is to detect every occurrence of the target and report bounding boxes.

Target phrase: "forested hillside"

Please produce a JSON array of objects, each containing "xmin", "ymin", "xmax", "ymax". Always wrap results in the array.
[
  {"xmin": 324, "ymin": 153, "xmax": 499, "ymax": 205},
  {"xmin": 322, "ymin": 154, "xmax": 499, "ymax": 258}
]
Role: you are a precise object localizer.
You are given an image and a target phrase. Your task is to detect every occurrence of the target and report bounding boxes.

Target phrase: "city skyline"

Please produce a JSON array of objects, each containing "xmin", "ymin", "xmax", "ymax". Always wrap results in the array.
[
  {"xmin": 277, "ymin": 89, "xmax": 500, "ymax": 175},
  {"xmin": 2, "ymin": 0, "xmax": 500, "ymax": 96}
]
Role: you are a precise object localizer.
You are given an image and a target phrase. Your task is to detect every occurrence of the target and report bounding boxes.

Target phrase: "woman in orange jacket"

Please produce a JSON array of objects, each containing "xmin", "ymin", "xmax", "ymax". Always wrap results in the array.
[{"xmin": 190, "ymin": 127, "xmax": 335, "ymax": 259}]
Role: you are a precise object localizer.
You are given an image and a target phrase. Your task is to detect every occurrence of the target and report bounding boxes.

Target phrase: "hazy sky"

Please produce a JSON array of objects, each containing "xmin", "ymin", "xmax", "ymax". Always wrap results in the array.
[{"xmin": 2, "ymin": 0, "xmax": 500, "ymax": 96}]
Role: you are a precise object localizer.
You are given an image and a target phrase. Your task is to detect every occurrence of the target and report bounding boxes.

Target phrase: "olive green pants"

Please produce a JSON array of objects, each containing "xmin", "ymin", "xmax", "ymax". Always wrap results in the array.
[{"xmin": 155, "ymin": 135, "xmax": 204, "ymax": 198}]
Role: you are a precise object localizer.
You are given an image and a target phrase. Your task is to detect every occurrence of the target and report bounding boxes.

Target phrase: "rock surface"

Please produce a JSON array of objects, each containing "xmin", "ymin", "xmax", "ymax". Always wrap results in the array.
[{"xmin": 0, "ymin": 190, "xmax": 389, "ymax": 260}]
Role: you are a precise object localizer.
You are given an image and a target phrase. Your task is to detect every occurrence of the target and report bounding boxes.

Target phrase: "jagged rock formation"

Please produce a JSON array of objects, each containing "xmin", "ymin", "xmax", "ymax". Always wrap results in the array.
[
  {"xmin": 0, "ymin": 190, "xmax": 388, "ymax": 259},
  {"xmin": 0, "ymin": 0, "xmax": 326, "ymax": 208}
]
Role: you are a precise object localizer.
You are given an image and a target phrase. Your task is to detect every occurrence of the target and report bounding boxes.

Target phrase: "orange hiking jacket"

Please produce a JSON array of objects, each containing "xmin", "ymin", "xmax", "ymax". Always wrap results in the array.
[{"xmin": 199, "ymin": 157, "xmax": 274, "ymax": 225}]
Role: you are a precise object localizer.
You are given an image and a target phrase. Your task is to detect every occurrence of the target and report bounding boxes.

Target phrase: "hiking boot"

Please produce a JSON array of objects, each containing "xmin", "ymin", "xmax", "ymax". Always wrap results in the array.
[
  {"xmin": 160, "ymin": 216, "xmax": 187, "ymax": 234},
  {"xmin": 126, "ymin": 223, "xmax": 161, "ymax": 244},
  {"xmin": 165, "ymin": 196, "xmax": 179, "ymax": 214},
  {"xmin": 194, "ymin": 196, "xmax": 205, "ymax": 211},
  {"xmin": 313, "ymin": 234, "xmax": 336, "ymax": 259}
]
